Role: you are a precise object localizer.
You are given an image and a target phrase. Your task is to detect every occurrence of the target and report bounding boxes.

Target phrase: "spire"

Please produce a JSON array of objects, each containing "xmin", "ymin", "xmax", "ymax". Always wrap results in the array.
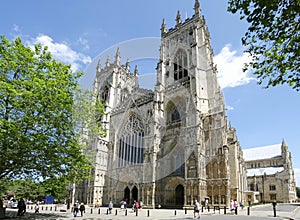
[
  {"xmin": 176, "ymin": 10, "xmax": 182, "ymax": 26},
  {"xmin": 134, "ymin": 65, "xmax": 138, "ymax": 76},
  {"xmin": 125, "ymin": 58, "xmax": 130, "ymax": 71},
  {"xmin": 161, "ymin": 18, "xmax": 167, "ymax": 35},
  {"xmin": 194, "ymin": 0, "xmax": 200, "ymax": 17},
  {"xmin": 105, "ymin": 56, "xmax": 110, "ymax": 68},
  {"xmin": 97, "ymin": 59, "xmax": 102, "ymax": 72},
  {"xmin": 115, "ymin": 48, "xmax": 120, "ymax": 65}
]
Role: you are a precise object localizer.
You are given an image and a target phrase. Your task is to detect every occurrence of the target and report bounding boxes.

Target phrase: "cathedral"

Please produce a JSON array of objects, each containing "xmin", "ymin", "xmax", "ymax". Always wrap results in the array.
[{"xmin": 77, "ymin": 1, "xmax": 249, "ymax": 208}]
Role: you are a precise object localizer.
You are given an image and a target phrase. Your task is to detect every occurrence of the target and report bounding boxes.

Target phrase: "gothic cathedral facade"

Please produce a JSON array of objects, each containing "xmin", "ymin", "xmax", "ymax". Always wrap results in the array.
[{"xmin": 83, "ymin": 1, "xmax": 247, "ymax": 208}]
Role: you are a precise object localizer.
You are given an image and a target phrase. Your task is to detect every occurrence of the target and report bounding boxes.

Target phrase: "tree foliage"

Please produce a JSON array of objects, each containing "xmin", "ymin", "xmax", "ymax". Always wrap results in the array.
[
  {"xmin": 228, "ymin": 0, "xmax": 300, "ymax": 90},
  {"xmin": 0, "ymin": 36, "xmax": 93, "ymax": 183}
]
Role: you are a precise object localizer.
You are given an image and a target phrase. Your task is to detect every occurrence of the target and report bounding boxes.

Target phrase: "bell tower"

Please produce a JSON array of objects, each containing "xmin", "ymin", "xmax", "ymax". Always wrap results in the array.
[{"xmin": 155, "ymin": 0, "xmax": 221, "ymax": 116}]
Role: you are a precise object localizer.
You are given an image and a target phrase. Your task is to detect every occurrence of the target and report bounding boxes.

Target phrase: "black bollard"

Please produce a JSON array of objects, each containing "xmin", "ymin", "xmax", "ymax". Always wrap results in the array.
[
  {"xmin": 247, "ymin": 206, "xmax": 250, "ymax": 215},
  {"xmin": 98, "ymin": 208, "xmax": 100, "ymax": 214},
  {"xmin": 147, "ymin": 210, "xmax": 150, "ymax": 217},
  {"xmin": 125, "ymin": 209, "xmax": 127, "ymax": 216},
  {"xmin": 50, "ymin": 206, "xmax": 52, "ymax": 211},
  {"xmin": 214, "ymin": 206, "xmax": 216, "ymax": 214},
  {"xmin": 208, "ymin": 206, "xmax": 210, "ymax": 212},
  {"xmin": 106, "ymin": 209, "xmax": 109, "ymax": 215},
  {"xmin": 31, "ymin": 206, "xmax": 33, "ymax": 210},
  {"xmin": 46, "ymin": 206, "xmax": 47, "ymax": 211},
  {"xmin": 42, "ymin": 206, "xmax": 43, "ymax": 210},
  {"xmin": 91, "ymin": 208, "xmax": 93, "ymax": 214},
  {"xmin": 55, "ymin": 206, "xmax": 57, "ymax": 211},
  {"xmin": 273, "ymin": 206, "xmax": 276, "ymax": 217},
  {"xmin": 174, "ymin": 210, "xmax": 177, "ymax": 215},
  {"xmin": 115, "ymin": 209, "xmax": 117, "ymax": 215},
  {"xmin": 235, "ymin": 207, "xmax": 238, "ymax": 215},
  {"xmin": 185, "ymin": 208, "xmax": 187, "ymax": 214},
  {"xmin": 224, "ymin": 206, "xmax": 226, "ymax": 214},
  {"xmin": 136, "ymin": 209, "xmax": 138, "ymax": 216},
  {"xmin": 202, "ymin": 206, "xmax": 204, "ymax": 212}
]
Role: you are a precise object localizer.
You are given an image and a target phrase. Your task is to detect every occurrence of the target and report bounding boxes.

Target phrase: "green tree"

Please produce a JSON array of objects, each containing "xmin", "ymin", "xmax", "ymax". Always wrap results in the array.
[
  {"xmin": 228, "ymin": 0, "xmax": 300, "ymax": 90},
  {"xmin": 0, "ymin": 36, "xmax": 94, "ymax": 198}
]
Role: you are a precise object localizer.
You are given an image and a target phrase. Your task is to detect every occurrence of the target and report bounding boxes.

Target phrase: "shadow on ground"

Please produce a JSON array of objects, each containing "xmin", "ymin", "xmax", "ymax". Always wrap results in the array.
[{"xmin": 3, "ymin": 210, "xmax": 70, "ymax": 219}]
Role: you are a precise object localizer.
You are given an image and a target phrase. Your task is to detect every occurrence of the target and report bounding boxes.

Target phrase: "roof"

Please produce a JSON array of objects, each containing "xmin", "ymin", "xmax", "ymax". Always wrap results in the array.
[
  {"xmin": 247, "ymin": 167, "xmax": 284, "ymax": 176},
  {"xmin": 243, "ymin": 144, "xmax": 282, "ymax": 161}
]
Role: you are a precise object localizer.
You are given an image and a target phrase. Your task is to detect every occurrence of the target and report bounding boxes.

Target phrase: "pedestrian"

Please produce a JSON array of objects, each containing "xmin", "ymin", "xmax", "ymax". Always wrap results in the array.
[
  {"xmin": 73, "ymin": 200, "xmax": 79, "ymax": 217},
  {"xmin": 194, "ymin": 199, "xmax": 200, "ymax": 219},
  {"xmin": 240, "ymin": 200, "xmax": 244, "ymax": 209},
  {"xmin": 230, "ymin": 200, "xmax": 234, "ymax": 213},
  {"xmin": 108, "ymin": 201, "xmax": 113, "ymax": 214},
  {"xmin": 17, "ymin": 198, "xmax": 26, "ymax": 216},
  {"xmin": 34, "ymin": 203, "xmax": 39, "ymax": 213},
  {"xmin": 79, "ymin": 203, "xmax": 85, "ymax": 217},
  {"xmin": 95, "ymin": 200, "xmax": 99, "ymax": 208},
  {"xmin": 120, "ymin": 199, "xmax": 125, "ymax": 209}
]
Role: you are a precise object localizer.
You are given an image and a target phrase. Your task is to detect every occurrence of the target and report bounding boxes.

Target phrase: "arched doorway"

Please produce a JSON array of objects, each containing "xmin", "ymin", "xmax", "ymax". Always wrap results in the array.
[
  {"xmin": 132, "ymin": 186, "xmax": 138, "ymax": 202},
  {"xmin": 175, "ymin": 184, "xmax": 184, "ymax": 206},
  {"xmin": 124, "ymin": 187, "xmax": 130, "ymax": 203}
]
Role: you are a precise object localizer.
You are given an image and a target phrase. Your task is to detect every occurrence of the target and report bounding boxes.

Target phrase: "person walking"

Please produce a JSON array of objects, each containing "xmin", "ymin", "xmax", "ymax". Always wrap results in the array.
[
  {"xmin": 194, "ymin": 199, "xmax": 200, "ymax": 219},
  {"xmin": 34, "ymin": 203, "xmax": 39, "ymax": 213},
  {"xmin": 108, "ymin": 201, "xmax": 113, "ymax": 214},
  {"xmin": 73, "ymin": 200, "xmax": 79, "ymax": 217},
  {"xmin": 79, "ymin": 203, "xmax": 85, "ymax": 217},
  {"xmin": 17, "ymin": 198, "xmax": 26, "ymax": 216}
]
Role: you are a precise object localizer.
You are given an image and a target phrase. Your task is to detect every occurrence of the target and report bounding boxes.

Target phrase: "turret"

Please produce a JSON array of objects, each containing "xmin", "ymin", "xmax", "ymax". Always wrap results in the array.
[
  {"xmin": 115, "ymin": 48, "xmax": 121, "ymax": 66},
  {"xmin": 194, "ymin": 0, "xmax": 200, "ymax": 17},
  {"xmin": 105, "ymin": 56, "xmax": 110, "ymax": 68}
]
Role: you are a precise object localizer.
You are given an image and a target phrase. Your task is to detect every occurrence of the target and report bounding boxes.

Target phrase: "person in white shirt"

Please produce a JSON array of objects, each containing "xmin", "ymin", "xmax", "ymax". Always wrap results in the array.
[{"xmin": 194, "ymin": 199, "xmax": 200, "ymax": 219}]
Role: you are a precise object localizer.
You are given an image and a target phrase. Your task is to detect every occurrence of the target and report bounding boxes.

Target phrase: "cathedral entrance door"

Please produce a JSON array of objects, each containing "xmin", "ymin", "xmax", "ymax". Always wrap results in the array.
[
  {"xmin": 124, "ymin": 187, "xmax": 130, "ymax": 203},
  {"xmin": 175, "ymin": 184, "xmax": 184, "ymax": 206},
  {"xmin": 132, "ymin": 186, "xmax": 138, "ymax": 202}
]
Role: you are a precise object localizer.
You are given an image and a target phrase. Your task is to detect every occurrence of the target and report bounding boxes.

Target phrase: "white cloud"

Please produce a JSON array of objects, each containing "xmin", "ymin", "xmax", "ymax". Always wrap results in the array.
[
  {"xmin": 294, "ymin": 167, "xmax": 300, "ymax": 187},
  {"xmin": 29, "ymin": 34, "xmax": 92, "ymax": 72},
  {"xmin": 78, "ymin": 37, "xmax": 90, "ymax": 51},
  {"xmin": 226, "ymin": 105, "xmax": 234, "ymax": 111},
  {"xmin": 214, "ymin": 44, "xmax": 255, "ymax": 89},
  {"xmin": 13, "ymin": 24, "xmax": 20, "ymax": 33}
]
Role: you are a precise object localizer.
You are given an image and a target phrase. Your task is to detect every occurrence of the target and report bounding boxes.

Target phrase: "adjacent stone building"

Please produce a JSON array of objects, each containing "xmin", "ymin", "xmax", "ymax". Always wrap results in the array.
[{"xmin": 244, "ymin": 140, "xmax": 297, "ymax": 203}]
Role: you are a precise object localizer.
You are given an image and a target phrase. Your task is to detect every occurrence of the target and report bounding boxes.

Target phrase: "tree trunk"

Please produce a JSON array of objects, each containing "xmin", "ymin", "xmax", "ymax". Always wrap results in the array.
[{"xmin": 0, "ymin": 206, "xmax": 5, "ymax": 219}]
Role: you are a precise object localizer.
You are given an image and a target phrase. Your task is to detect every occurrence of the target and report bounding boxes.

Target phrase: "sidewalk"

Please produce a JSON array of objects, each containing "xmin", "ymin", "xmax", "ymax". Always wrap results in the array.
[{"xmin": 3, "ymin": 203, "xmax": 300, "ymax": 219}]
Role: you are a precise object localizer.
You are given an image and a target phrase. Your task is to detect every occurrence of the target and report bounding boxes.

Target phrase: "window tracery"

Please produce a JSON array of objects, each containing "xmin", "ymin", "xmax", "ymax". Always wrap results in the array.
[
  {"xmin": 118, "ymin": 114, "xmax": 145, "ymax": 167},
  {"xmin": 173, "ymin": 49, "xmax": 188, "ymax": 80}
]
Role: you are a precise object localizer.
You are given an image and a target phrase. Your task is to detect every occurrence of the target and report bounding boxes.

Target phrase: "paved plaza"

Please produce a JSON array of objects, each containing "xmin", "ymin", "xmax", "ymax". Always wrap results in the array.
[{"xmin": 3, "ymin": 203, "xmax": 300, "ymax": 220}]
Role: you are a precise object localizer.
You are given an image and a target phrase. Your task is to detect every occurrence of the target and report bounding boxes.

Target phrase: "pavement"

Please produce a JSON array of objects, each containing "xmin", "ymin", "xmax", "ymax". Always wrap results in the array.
[{"xmin": 2, "ymin": 203, "xmax": 300, "ymax": 220}]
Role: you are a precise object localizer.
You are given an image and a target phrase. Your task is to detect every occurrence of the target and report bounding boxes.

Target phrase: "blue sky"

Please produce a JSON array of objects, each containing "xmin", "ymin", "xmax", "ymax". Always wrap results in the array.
[{"xmin": 1, "ymin": 0, "xmax": 299, "ymax": 186}]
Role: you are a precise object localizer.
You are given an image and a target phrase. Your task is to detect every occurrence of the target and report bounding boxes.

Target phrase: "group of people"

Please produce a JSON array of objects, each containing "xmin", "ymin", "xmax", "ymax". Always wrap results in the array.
[
  {"xmin": 73, "ymin": 200, "xmax": 86, "ymax": 217},
  {"xmin": 106, "ymin": 199, "xmax": 145, "ymax": 214}
]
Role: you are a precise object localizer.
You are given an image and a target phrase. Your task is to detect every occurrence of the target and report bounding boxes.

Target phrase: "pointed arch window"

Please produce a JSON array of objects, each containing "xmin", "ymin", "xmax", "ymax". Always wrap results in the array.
[
  {"xmin": 101, "ymin": 86, "xmax": 109, "ymax": 104},
  {"xmin": 173, "ymin": 49, "xmax": 188, "ymax": 80},
  {"xmin": 118, "ymin": 114, "xmax": 145, "ymax": 167}
]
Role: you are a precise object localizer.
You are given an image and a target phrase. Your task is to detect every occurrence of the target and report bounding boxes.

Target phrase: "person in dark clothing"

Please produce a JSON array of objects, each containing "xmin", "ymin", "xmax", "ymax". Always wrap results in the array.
[
  {"xmin": 17, "ymin": 199, "xmax": 26, "ymax": 216},
  {"xmin": 79, "ymin": 203, "xmax": 85, "ymax": 217}
]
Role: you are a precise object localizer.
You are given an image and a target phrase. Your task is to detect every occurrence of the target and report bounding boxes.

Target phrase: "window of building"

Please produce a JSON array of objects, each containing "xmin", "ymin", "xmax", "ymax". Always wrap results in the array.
[
  {"xmin": 101, "ymin": 86, "xmax": 109, "ymax": 103},
  {"xmin": 173, "ymin": 49, "xmax": 188, "ymax": 81},
  {"xmin": 269, "ymin": 185, "xmax": 276, "ymax": 191},
  {"xmin": 171, "ymin": 107, "xmax": 180, "ymax": 122},
  {"xmin": 249, "ymin": 183, "xmax": 254, "ymax": 191},
  {"xmin": 270, "ymin": 194, "xmax": 276, "ymax": 201},
  {"xmin": 118, "ymin": 114, "xmax": 145, "ymax": 167}
]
